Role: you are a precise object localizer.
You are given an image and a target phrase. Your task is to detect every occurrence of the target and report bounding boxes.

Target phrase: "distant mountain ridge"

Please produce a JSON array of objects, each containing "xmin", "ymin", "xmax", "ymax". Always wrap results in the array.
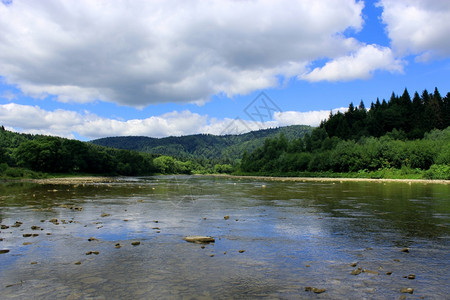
[{"xmin": 90, "ymin": 125, "xmax": 313, "ymax": 162}]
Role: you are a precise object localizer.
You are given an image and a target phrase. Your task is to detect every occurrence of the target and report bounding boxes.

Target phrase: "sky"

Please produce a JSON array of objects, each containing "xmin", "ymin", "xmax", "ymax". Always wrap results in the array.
[{"xmin": 0, "ymin": 0, "xmax": 449, "ymax": 141}]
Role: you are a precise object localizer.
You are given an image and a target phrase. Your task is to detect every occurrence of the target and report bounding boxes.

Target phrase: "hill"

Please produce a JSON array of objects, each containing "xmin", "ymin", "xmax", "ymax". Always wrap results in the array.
[{"xmin": 90, "ymin": 125, "xmax": 313, "ymax": 163}]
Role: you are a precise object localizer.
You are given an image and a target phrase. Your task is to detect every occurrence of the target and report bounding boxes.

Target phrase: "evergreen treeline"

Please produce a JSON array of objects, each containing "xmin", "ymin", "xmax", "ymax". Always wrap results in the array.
[
  {"xmin": 323, "ymin": 88, "xmax": 449, "ymax": 140},
  {"xmin": 240, "ymin": 88, "xmax": 450, "ymax": 179}
]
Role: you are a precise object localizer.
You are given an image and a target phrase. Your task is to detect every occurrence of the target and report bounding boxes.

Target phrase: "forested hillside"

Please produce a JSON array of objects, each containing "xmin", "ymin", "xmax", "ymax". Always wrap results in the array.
[
  {"xmin": 240, "ymin": 88, "xmax": 450, "ymax": 179},
  {"xmin": 91, "ymin": 125, "xmax": 313, "ymax": 162},
  {"xmin": 0, "ymin": 128, "xmax": 156, "ymax": 177},
  {"xmin": 0, "ymin": 125, "xmax": 312, "ymax": 178}
]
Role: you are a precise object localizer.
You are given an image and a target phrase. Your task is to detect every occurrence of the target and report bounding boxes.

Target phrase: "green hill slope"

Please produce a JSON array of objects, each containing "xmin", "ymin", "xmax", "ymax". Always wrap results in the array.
[{"xmin": 90, "ymin": 125, "xmax": 313, "ymax": 162}]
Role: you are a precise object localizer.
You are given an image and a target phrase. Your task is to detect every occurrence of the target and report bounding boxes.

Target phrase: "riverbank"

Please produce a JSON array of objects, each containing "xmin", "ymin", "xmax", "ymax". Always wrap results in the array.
[
  {"xmin": 21, "ymin": 174, "xmax": 450, "ymax": 185},
  {"xmin": 26, "ymin": 176, "xmax": 119, "ymax": 185},
  {"xmin": 213, "ymin": 174, "xmax": 450, "ymax": 184}
]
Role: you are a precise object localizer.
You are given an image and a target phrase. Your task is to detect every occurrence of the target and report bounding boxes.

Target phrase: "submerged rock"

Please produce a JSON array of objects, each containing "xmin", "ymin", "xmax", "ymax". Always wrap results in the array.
[
  {"xmin": 400, "ymin": 288, "xmax": 414, "ymax": 294},
  {"xmin": 351, "ymin": 268, "xmax": 362, "ymax": 275},
  {"xmin": 183, "ymin": 236, "xmax": 215, "ymax": 243},
  {"xmin": 363, "ymin": 269, "xmax": 379, "ymax": 275},
  {"xmin": 12, "ymin": 221, "xmax": 23, "ymax": 227},
  {"xmin": 305, "ymin": 287, "xmax": 326, "ymax": 294}
]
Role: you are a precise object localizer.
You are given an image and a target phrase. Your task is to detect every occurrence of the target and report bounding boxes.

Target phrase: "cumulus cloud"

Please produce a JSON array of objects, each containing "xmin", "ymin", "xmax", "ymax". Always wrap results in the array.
[
  {"xmin": 0, "ymin": 0, "xmax": 365, "ymax": 106},
  {"xmin": 378, "ymin": 0, "xmax": 450, "ymax": 61},
  {"xmin": 0, "ymin": 103, "xmax": 343, "ymax": 140},
  {"xmin": 301, "ymin": 44, "xmax": 404, "ymax": 82},
  {"xmin": 274, "ymin": 108, "xmax": 347, "ymax": 127}
]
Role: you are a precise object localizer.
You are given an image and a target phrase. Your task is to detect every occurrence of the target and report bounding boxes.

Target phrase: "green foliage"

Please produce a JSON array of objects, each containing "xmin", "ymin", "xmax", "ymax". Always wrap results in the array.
[
  {"xmin": 91, "ymin": 125, "xmax": 313, "ymax": 163},
  {"xmin": 423, "ymin": 164, "xmax": 450, "ymax": 180},
  {"xmin": 0, "ymin": 129, "xmax": 156, "ymax": 177},
  {"xmin": 323, "ymin": 88, "xmax": 449, "ymax": 140},
  {"xmin": 240, "ymin": 87, "xmax": 449, "ymax": 180},
  {"xmin": 214, "ymin": 164, "xmax": 233, "ymax": 174}
]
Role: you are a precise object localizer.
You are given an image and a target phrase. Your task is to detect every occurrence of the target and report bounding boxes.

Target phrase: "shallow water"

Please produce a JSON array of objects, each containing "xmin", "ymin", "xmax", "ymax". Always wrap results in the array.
[{"xmin": 0, "ymin": 176, "xmax": 449, "ymax": 299}]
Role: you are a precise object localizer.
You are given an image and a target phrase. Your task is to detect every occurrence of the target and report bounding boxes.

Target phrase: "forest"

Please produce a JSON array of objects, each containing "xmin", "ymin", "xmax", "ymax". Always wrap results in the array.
[
  {"xmin": 91, "ymin": 125, "xmax": 312, "ymax": 162},
  {"xmin": 0, "ymin": 128, "xmax": 158, "ymax": 178},
  {"xmin": 1, "ymin": 87, "xmax": 449, "ymax": 180},
  {"xmin": 240, "ymin": 88, "xmax": 450, "ymax": 179},
  {"xmin": 0, "ymin": 125, "xmax": 311, "ymax": 178}
]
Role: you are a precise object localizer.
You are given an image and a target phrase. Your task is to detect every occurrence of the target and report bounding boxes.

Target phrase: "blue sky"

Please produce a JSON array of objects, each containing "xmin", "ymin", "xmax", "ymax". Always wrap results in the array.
[{"xmin": 0, "ymin": 0, "xmax": 449, "ymax": 140}]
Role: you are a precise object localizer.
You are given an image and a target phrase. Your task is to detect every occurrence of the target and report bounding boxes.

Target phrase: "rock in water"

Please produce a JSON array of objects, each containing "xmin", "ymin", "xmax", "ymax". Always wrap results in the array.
[
  {"xmin": 183, "ymin": 236, "xmax": 215, "ymax": 243},
  {"xmin": 400, "ymin": 288, "xmax": 414, "ymax": 294}
]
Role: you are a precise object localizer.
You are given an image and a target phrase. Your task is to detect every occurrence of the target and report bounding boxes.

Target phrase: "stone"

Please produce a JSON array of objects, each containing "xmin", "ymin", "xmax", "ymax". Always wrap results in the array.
[
  {"xmin": 400, "ymin": 288, "xmax": 414, "ymax": 294},
  {"xmin": 101, "ymin": 213, "xmax": 111, "ymax": 217},
  {"xmin": 115, "ymin": 243, "xmax": 121, "ymax": 248},
  {"xmin": 131, "ymin": 241, "xmax": 141, "ymax": 246},
  {"xmin": 238, "ymin": 249, "xmax": 245, "ymax": 253},
  {"xmin": 401, "ymin": 248, "xmax": 409, "ymax": 253},
  {"xmin": 363, "ymin": 269, "xmax": 379, "ymax": 275},
  {"xmin": 74, "ymin": 261, "xmax": 81, "ymax": 265},
  {"xmin": 350, "ymin": 262, "xmax": 358, "ymax": 267},
  {"xmin": 224, "ymin": 215, "xmax": 230, "ymax": 220},
  {"xmin": 23, "ymin": 233, "xmax": 32, "ymax": 237},
  {"xmin": 386, "ymin": 272, "xmax": 393, "ymax": 275},
  {"xmin": 31, "ymin": 226, "xmax": 40, "ymax": 230},
  {"xmin": 88, "ymin": 237, "xmax": 97, "ymax": 242},
  {"xmin": 305, "ymin": 287, "xmax": 326, "ymax": 294},
  {"xmin": 183, "ymin": 236, "xmax": 215, "ymax": 243},
  {"xmin": 0, "ymin": 249, "xmax": 10, "ymax": 254},
  {"xmin": 351, "ymin": 268, "xmax": 362, "ymax": 275},
  {"xmin": 407, "ymin": 274, "xmax": 416, "ymax": 280},
  {"xmin": 1, "ymin": 225, "xmax": 9, "ymax": 229}
]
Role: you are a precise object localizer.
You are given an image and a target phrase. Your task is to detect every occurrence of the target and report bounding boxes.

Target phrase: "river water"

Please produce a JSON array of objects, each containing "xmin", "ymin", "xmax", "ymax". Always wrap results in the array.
[{"xmin": 0, "ymin": 176, "xmax": 449, "ymax": 299}]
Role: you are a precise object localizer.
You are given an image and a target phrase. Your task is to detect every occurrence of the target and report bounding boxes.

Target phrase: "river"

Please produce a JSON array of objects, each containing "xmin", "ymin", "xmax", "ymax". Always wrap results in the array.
[{"xmin": 0, "ymin": 176, "xmax": 449, "ymax": 299}]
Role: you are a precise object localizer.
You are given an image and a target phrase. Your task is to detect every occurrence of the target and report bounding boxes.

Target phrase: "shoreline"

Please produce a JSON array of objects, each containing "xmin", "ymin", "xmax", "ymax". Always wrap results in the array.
[
  {"xmin": 211, "ymin": 174, "xmax": 450, "ymax": 185},
  {"xmin": 26, "ymin": 176, "xmax": 119, "ymax": 185},
  {"xmin": 20, "ymin": 174, "xmax": 450, "ymax": 185}
]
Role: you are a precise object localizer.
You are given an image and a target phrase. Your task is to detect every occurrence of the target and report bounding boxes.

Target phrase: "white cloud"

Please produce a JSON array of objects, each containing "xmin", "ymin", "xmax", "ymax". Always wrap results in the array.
[
  {"xmin": 378, "ymin": 0, "xmax": 450, "ymax": 61},
  {"xmin": 0, "ymin": 0, "xmax": 365, "ymax": 106},
  {"xmin": 301, "ymin": 44, "xmax": 404, "ymax": 82},
  {"xmin": 274, "ymin": 107, "xmax": 347, "ymax": 127},
  {"xmin": 0, "ymin": 103, "xmax": 343, "ymax": 140}
]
